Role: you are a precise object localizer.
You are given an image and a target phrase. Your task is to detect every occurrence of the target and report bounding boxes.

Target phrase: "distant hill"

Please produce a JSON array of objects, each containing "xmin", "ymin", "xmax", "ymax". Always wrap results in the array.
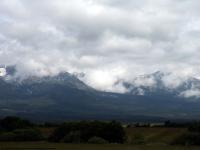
[{"xmin": 0, "ymin": 66, "xmax": 200, "ymax": 122}]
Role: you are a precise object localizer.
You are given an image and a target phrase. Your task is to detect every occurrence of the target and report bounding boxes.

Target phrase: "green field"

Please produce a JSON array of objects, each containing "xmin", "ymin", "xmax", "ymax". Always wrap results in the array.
[
  {"xmin": 0, "ymin": 127, "xmax": 199, "ymax": 150},
  {"xmin": 0, "ymin": 142, "xmax": 199, "ymax": 150}
]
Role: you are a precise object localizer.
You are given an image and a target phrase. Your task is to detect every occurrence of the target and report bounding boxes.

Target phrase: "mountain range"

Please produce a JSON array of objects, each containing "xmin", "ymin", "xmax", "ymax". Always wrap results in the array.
[{"xmin": 0, "ymin": 66, "xmax": 200, "ymax": 122}]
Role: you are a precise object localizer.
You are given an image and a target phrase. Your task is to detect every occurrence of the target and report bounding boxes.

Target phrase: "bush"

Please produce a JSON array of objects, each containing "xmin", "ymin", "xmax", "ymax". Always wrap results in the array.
[
  {"xmin": 0, "ymin": 116, "xmax": 33, "ymax": 131},
  {"xmin": 63, "ymin": 131, "xmax": 81, "ymax": 143},
  {"xmin": 101, "ymin": 121, "xmax": 125, "ymax": 143},
  {"xmin": 0, "ymin": 132, "xmax": 16, "ymax": 141},
  {"xmin": 189, "ymin": 122, "xmax": 200, "ymax": 133},
  {"xmin": 49, "ymin": 121, "xmax": 125, "ymax": 143},
  {"xmin": 0, "ymin": 129, "xmax": 43, "ymax": 142},
  {"xmin": 172, "ymin": 132, "xmax": 200, "ymax": 146},
  {"xmin": 13, "ymin": 129, "xmax": 44, "ymax": 141},
  {"xmin": 88, "ymin": 136, "xmax": 108, "ymax": 144}
]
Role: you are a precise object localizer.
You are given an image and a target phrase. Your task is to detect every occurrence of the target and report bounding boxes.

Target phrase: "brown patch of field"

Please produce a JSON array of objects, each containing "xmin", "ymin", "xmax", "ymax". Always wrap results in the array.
[
  {"xmin": 125, "ymin": 127, "xmax": 188, "ymax": 144},
  {"xmin": 38, "ymin": 127, "xmax": 56, "ymax": 138}
]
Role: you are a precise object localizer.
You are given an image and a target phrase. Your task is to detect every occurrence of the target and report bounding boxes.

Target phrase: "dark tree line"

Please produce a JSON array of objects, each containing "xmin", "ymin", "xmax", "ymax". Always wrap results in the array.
[
  {"xmin": 0, "ymin": 116, "xmax": 125, "ymax": 143},
  {"xmin": 0, "ymin": 116, "xmax": 33, "ymax": 131},
  {"xmin": 0, "ymin": 116, "xmax": 43, "ymax": 141},
  {"xmin": 49, "ymin": 120, "xmax": 125, "ymax": 143}
]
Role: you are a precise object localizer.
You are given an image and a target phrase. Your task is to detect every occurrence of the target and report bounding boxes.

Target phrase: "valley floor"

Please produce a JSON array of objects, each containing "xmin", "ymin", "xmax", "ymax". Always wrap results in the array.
[
  {"xmin": 0, "ymin": 142, "xmax": 199, "ymax": 150},
  {"xmin": 0, "ymin": 127, "xmax": 198, "ymax": 150}
]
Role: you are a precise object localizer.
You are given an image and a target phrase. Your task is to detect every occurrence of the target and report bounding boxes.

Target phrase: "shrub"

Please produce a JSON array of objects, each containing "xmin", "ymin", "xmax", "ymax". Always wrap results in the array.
[
  {"xmin": 49, "ymin": 121, "xmax": 125, "ymax": 143},
  {"xmin": 62, "ymin": 131, "xmax": 81, "ymax": 143},
  {"xmin": 172, "ymin": 132, "xmax": 200, "ymax": 146},
  {"xmin": 101, "ymin": 121, "xmax": 125, "ymax": 143},
  {"xmin": 189, "ymin": 122, "xmax": 200, "ymax": 133},
  {"xmin": 88, "ymin": 136, "xmax": 108, "ymax": 144},
  {"xmin": 13, "ymin": 129, "xmax": 44, "ymax": 141},
  {"xmin": 0, "ymin": 116, "xmax": 33, "ymax": 131},
  {"xmin": 0, "ymin": 132, "xmax": 16, "ymax": 141}
]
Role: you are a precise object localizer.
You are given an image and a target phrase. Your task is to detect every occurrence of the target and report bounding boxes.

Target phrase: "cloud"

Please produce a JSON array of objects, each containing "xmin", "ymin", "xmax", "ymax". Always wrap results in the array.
[
  {"xmin": 132, "ymin": 75, "xmax": 156, "ymax": 87},
  {"xmin": 180, "ymin": 89, "xmax": 200, "ymax": 99},
  {"xmin": 162, "ymin": 73, "xmax": 188, "ymax": 89},
  {"xmin": 1, "ymin": 0, "xmax": 200, "ymax": 91},
  {"xmin": 0, "ymin": 68, "xmax": 6, "ymax": 76}
]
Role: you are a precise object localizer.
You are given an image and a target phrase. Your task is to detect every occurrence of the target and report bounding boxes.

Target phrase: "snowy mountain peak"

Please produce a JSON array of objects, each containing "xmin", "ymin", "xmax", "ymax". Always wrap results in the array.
[{"xmin": 115, "ymin": 71, "xmax": 200, "ymax": 99}]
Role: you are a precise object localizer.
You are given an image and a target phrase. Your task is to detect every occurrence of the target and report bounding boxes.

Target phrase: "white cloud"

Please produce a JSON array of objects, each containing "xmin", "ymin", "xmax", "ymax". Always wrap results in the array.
[
  {"xmin": 180, "ymin": 89, "xmax": 200, "ymax": 99},
  {"xmin": 0, "ymin": 68, "xmax": 6, "ymax": 76},
  {"xmin": 162, "ymin": 74, "xmax": 187, "ymax": 89},
  {"xmin": 133, "ymin": 76, "xmax": 156, "ymax": 87},
  {"xmin": 0, "ymin": 0, "xmax": 200, "ymax": 91}
]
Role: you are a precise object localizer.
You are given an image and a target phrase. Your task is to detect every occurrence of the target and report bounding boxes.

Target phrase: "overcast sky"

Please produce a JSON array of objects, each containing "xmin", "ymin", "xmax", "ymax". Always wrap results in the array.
[{"xmin": 1, "ymin": 0, "xmax": 200, "ymax": 92}]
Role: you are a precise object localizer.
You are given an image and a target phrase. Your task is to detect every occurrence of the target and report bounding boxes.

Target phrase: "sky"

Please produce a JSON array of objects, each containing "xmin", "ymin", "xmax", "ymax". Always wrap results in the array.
[{"xmin": 1, "ymin": 0, "xmax": 200, "ymax": 92}]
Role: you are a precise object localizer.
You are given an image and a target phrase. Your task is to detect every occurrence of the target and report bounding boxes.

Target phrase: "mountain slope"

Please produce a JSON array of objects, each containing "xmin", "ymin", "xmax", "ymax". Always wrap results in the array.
[
  {"xmin": 0, "ymin": 67, "xmax": 200, "ymax": 121},
  {"xmin": 119, "ymin": 71, "xmax": 200, "ymax": 98}
]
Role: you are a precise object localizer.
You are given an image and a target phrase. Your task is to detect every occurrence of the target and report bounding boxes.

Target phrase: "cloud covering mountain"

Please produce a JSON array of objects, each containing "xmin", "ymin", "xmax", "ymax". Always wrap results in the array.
[{"xmin": 1, "ymin": 0, "xmax": 200, "ymax": 92}]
